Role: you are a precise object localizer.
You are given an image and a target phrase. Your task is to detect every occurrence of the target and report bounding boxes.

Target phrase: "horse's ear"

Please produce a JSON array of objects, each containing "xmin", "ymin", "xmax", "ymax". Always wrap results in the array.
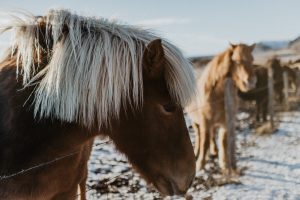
[
  {"xmin": 230, "ymin": 43, "xmax": 237, "ymax": 49},
  {"xmin": 143, "ymin": 39, "xmax": 165, "ymax": 79},
  {"xmin": 250, "ymin": 43, "xmax": 256, "ymax": 51}
]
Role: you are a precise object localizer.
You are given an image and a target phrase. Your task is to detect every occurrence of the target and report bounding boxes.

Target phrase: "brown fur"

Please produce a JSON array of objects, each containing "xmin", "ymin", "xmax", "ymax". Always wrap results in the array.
[
  {"xmin": 282, "ymin": 65, "xmax": 298, "ymax": 90},
  {"xmin": 238, "ymin": 58, "xmax": 285, "ymax": 122},
  {"xmin": 186, "ymin": 44, "xmax": 256, "ymax": 174},
  {"xmin": 0, "ymin": 38, "xmax": 195, "ymax": 199}
]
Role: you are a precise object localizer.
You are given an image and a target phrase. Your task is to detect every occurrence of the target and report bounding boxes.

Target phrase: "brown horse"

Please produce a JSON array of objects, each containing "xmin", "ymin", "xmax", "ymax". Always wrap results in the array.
[
  {"xmin": 0, "ymin": 10, "xmax": 196, "ymax": 199},
  {"xmin": 283, "ymin": 65, "xmax": 298, "ymax": 91},
  {"xmin": 186, "ymin": 44, "xmax": 256, "ymax": 174},
  {"xmin": 238, "ymin": 58, "xmax": 284, "ymax": 122}
]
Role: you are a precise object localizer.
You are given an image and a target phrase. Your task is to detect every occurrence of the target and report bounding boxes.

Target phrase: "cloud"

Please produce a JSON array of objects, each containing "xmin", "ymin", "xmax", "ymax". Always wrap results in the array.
[{"xmin": 136, "ymin": 17, "xmax": 190, "ymax": 27}]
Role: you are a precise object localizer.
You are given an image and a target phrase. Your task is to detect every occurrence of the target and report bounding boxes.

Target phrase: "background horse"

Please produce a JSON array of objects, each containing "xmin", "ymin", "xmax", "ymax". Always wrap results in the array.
[
  {"xmin": 282, "ymin": 64, "xmax": 298, "ymax": 91},
  {"xmin": 238, "ymin": 58, "xmax": 284, "ymax": 122},
  {"xmin": 0, "ymin": 9, "xmax": 196, "ymax": 199},
  {"xmin": 186, "ymin": 44, "xmax": 256, "ymax": 174}
]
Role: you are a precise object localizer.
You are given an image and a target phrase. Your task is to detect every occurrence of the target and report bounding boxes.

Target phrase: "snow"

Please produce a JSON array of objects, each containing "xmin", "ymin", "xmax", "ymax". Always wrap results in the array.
[
  {"xmin": 86, "ymin": 109, "xmax": 300, "ymax": 200},
  {"xmin": 192, "ymin": 110, "xmax": 300, "ymax": 200}
]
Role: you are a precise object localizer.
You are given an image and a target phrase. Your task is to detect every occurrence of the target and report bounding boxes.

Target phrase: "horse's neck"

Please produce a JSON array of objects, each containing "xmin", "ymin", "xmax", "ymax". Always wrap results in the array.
[
  {"xmin": 204, "ymin": 63, "xmax": 230, "ymax": 97},
  {"xmin": 0, "ymin": 64, "xmax": 100, "ymax": 174},
  {"xmin": 212, "ymin": 78, "xmax": 227, "ymax": 95}
]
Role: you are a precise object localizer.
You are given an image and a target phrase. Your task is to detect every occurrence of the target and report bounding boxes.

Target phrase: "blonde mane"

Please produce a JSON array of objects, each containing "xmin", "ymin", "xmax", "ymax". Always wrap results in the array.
[
  {"xmin": 1, "ymin": 9, "xmax": 195, "ymax": 128},
  {"xmin": 200, "ymin": 47, "xmax": 233, "ymax": 93}
]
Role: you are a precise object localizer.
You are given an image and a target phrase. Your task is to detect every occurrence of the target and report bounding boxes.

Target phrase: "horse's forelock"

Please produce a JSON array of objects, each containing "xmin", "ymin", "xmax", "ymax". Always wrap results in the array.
[{"xmin": 2, "ymin": 9, "xmax": 196, "ymax": 128}]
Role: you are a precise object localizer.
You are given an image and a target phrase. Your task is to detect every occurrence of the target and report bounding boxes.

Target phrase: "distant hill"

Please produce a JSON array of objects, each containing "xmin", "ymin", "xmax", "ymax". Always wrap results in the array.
[
  {"xmin": 288, "ymin": 36, "xmax": 300, "ymax": 51},
  {"xmin": 254, "ymin": 40, "xmax": 289, "ymax": 53},
  {"xmin": 189, "ymin": 36, "xmax": 300, "ymax": 66},
  {"xmin": 189, "ymin": 55, "xmax": 213, "ymax": 69}
]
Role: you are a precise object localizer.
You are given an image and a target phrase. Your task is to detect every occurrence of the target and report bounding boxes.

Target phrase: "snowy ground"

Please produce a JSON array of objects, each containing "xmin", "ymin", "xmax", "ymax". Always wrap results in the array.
[
  {"xmin": 86, "ymin": 109, "xmax": 300, "ymax": 200},
  {"xmin": 192, "ymin": 110, "xmax": 300, "ymax": 200}
]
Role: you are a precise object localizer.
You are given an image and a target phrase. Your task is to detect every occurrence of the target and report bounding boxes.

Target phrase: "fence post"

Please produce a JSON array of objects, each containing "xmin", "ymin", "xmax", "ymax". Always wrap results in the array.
[
  {"xmin": 283, "ymin": 71, "xmax": 290, "ymax": 110},
  {"xmin": 268, "ymin": 67, "xmax": 274, "ymax": 129},
  {"xmin": 224, "ymin": 78, "xmax": 236, "ymax": 171}
]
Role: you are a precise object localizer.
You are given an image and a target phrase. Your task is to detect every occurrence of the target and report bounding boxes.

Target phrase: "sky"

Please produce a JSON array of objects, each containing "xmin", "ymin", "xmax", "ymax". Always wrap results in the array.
[{"xmin": 0, "ymin": 0, "xmax": 300, "ymax": 56}]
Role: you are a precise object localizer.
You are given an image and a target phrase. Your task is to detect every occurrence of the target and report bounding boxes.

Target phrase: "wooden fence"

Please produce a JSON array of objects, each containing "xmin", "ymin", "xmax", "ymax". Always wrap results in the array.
[{"xmin": 223, "ymin": 69, "xmax": 300, "ymax": 171}]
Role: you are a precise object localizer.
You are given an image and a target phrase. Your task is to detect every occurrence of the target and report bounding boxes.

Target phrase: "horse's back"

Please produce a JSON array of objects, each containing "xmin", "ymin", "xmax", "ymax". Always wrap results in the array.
[{"xmin": 186, "ymin": 60, "xmax": 225, "ymax": 125}]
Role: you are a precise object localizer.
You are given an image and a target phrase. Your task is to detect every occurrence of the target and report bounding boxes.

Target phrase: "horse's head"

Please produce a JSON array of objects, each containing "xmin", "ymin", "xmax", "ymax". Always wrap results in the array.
[
  {"xmin": 230, "ymin": 43, "xmax": 257, "ymax": 92},
  {"xmin": 109, "ymin": 39, "xmax": 195, "ymax": 196},
  {"xmin": 267, "ymin": 57, "xmax": 283, "ymax": 79},
  {"xmin": 4, "ymin": 10, "xmax": 196, "ymax": 196}
]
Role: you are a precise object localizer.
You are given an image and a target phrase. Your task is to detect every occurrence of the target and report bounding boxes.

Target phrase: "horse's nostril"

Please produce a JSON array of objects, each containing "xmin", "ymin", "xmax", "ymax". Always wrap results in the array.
[
  {"xmin": 156, "ymin": 168, "xmax": 195, "ymax": 196},
  {"xmin": 170, "ymin": 180, "xmax": 186, "ymax": 195},
  {"xmin": 169, "ymin": 173, "xmax": 194, "ymax": 195}
]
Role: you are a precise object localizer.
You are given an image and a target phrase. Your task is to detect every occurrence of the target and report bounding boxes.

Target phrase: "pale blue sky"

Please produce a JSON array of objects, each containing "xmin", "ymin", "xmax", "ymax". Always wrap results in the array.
[{"xmin": 1, "ymin": 0, "xmax": 300, "ymax": 56}]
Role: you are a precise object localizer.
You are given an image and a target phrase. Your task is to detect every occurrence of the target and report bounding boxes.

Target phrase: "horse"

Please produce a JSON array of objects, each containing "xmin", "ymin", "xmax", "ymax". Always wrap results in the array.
[
  {"xmin": 285, "ymin": 60, "xmax": 300, "ymax": 93},
  {"xmin": 0, "ymin": 9, "xmax": 196, "ymax": 199},
  {"xmin": 238, "ymin": 58, "xmax": 284, "ymax": 122},
  {"xmin": 186, "ymin": 44, "xmax": 256, "ymax": 174},
  {"xmin": 282, "ymin": 65, "xmax": 298, "ymax": 91}
]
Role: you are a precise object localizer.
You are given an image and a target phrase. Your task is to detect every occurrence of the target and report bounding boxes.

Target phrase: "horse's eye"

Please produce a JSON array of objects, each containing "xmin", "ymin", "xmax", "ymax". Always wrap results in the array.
[{"xmin": 163, "ymin": 103, "xmax": 177, "ymax": 113}]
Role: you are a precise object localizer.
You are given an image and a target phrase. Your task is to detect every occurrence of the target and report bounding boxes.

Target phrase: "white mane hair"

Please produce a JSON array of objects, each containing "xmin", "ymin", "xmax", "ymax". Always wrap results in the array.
[{"xmin": 1, "ymin": 9, "xmax": 195, "ymax": 128}]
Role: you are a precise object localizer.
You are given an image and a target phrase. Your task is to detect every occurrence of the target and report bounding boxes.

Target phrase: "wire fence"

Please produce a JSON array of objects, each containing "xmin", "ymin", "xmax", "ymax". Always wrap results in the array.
[{"xmin": 1, "ymin": 67, "xmax": 300, "ymax": 199}]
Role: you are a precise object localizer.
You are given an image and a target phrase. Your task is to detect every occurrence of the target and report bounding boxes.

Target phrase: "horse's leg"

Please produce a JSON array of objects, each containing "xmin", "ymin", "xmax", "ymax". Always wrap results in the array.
[
  {"xmin": 53, "ymin": 162, "xmax": 89, "ymax": 200},
  {"xmin": 79, "ymin": 166, "xmax": 88, "ymax": 200},
  {"xmin": 196, "ymin": 119, "xmax": 209, "ymax": 171},
  {"xmin": 79, "ymin": 140, "xmax": 93, "ymax": 200},
  {"xmin": 52, "ymin": 185, "xmax": 78, "ymax": 200},
  {"xmin": 256, "ymin": 99, "xmax": 261, "ymax": 122},
  {"xmin": 262, "ymin": 99, "xmax": 268, "ymax": 122},
  {"xmin": 279, "ymin": 91, "xmax": 284, "ymax": 103},
  {"xmin": 192, "ymin": 123, "xmax": 201, "ymax": 159},
  {"xmin": 209, "ymin": 126, "xmax": 218, "ymax": 158},
  {"xmin": 218, "ymin": 127, "xmax": 229, "ymax": 174}
]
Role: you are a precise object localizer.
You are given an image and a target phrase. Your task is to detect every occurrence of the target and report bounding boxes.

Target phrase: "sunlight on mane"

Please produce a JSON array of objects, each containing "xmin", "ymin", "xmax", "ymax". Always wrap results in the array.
[{"xmin": 1, "ymin": 9, "xmax": 195, "ymax": 128}]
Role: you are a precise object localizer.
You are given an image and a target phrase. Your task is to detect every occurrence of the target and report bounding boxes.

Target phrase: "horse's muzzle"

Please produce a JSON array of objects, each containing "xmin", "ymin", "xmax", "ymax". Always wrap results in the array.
[{"xmin": 155, "ymin": 171, "xmax": 195, "ymax": 196}]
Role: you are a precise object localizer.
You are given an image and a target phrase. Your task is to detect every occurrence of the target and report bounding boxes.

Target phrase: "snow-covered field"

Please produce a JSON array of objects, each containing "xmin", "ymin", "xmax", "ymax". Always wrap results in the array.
[
  {"xmin": 192, "ymin": 110, "xmax": 300, "ymax": 200},
  {"xmin": 86, "ymin": 109, "xmax": 300, "ymax": 200}
]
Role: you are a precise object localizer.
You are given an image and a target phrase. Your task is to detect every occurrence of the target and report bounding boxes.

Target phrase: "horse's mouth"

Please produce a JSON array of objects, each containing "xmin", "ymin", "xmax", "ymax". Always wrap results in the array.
[{"xmin": 152, "ymin": 176, "xmax": 190, "ymax": 196}]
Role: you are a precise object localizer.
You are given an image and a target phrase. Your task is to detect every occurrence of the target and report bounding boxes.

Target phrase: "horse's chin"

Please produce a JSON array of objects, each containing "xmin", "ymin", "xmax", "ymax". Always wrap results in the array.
[{"xmin": 132, "ymin": 166, "xmax": 188, "ymax": 196}]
